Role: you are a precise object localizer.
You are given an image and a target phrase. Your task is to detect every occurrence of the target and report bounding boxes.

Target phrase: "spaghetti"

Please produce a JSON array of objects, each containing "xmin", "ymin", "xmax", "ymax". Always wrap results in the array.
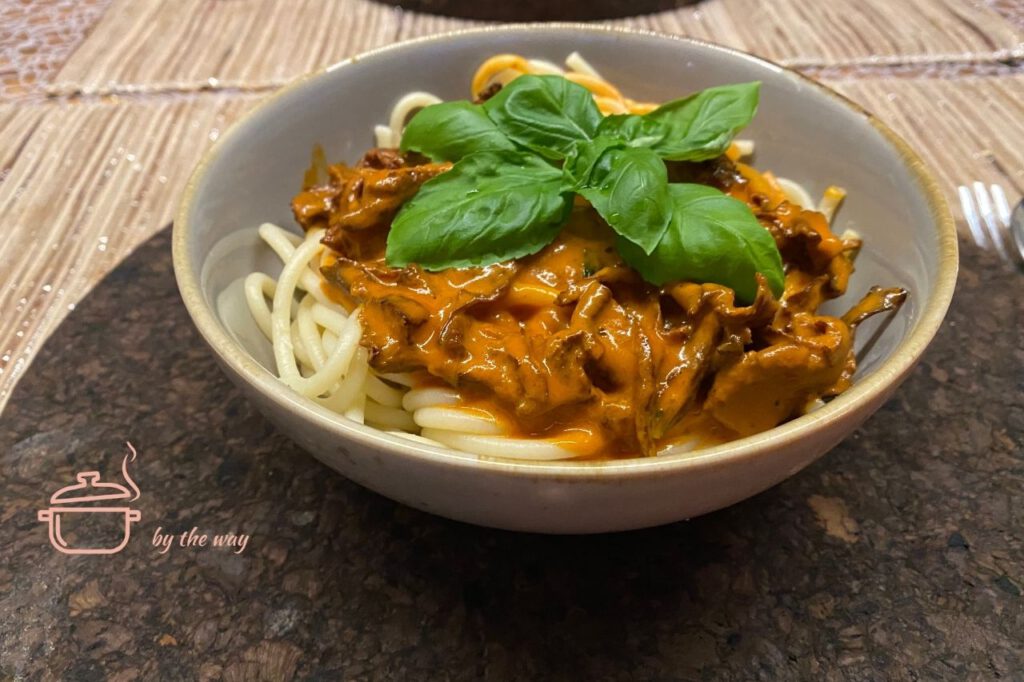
[{"xmin": 246, "ymin": 222, "xmax": 581, "ymax": 459}]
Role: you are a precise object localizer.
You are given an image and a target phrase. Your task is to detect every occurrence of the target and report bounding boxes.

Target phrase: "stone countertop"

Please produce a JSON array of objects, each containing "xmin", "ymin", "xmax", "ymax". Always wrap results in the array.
[{"xmin": 0, "ymin": 226, "xmax": 1021, "ymax": 680}]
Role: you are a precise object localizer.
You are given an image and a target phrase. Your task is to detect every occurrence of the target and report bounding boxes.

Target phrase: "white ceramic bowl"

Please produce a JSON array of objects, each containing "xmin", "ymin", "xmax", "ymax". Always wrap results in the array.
[{"xmin": 174, "ymin": 24, "xmax": 957, "ymax": 533}]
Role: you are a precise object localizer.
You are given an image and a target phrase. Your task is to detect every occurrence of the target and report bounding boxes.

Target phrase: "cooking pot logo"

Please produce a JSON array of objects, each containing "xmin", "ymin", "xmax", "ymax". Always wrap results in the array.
[{"xmin": 37, "ymin": 442, "xmax": 141, "ymax": 555}]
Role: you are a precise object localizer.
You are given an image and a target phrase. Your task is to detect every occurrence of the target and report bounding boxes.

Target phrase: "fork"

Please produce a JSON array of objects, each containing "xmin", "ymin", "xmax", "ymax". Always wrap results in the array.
[{"xmin": 957, "ymin": 182, "xmax": 1024, "ymax": 267}]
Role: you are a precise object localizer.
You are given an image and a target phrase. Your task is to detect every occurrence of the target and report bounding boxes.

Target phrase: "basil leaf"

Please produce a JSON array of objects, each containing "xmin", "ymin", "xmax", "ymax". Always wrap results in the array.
[
  {"xmin": 386, "ymin": 151, "xmax": 572, "ymax": 270},
  {"xmin": 399, "ymin": 101, "xmax": 516, "ymax": 162},
  {"xmin": 597, "ymin": 114, "xmax": 666, "ymax": 149},
  {"xmin": 562, "ymin": 135, "xmax": 625, "ymax": 189},
  {"xmin": 483, "ymin": 75, "xmax": 602, "ymax": 159},
  {"xmin": 617, "ymin": 183, "xmax": 783, "ymax": 302},
  {"xmin": 569, "ymin": 141, "xmax": 672, "ymax": 255},
  {"xmin": 643, "ymin": 82, "xmax": 760, "ymax": 161}
]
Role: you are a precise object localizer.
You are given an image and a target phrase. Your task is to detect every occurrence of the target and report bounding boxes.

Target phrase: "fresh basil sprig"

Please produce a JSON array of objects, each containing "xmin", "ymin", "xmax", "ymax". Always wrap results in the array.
[
  {"xmin": 387, "ymin": 151, "xmax": 572, "ymax": 269},
  {"xmin": 401, "ymin": 101, "xmax": 515, "ymax": 161},
  {"xmin": 388, "ymin": 74, "xmax": 781, "ymax": 301},
  {"xmin": 566, "ymin": 140, "xmax": 672, "ymax": 255},
  {"xmin": 599, "ymin": 82, "xmax": 761, "ymax": 161},
  {"xmin": 481, "ymin": 74, "xmax": 603, "ymax": 159},
  {"xmin": 616, "ymin": 183, "xmax": 784, "ymax": 302}
]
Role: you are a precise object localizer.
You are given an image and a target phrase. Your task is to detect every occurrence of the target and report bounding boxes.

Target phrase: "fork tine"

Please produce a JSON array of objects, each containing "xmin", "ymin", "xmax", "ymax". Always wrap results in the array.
[
  {"xmin": 989, "ymin": 185, "xmax": 1022, "ymax": 267},
  {"xmin": 958, "ymin": 184, "xmax": 989, "ymax": 248},
  {"xmin": 990, "ymin": 184, "xmax": 1012, "ymax": 228},
  {"xmin": 1010, "ymin": 200, "xmax": 1024, "ymax": 266},
  {"xmin": 972, "ymin": 181, "xmax": 1010, "ymax": 259}
]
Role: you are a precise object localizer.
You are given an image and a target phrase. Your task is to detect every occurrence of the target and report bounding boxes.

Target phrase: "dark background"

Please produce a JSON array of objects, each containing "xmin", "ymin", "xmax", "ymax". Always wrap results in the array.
[{"xmin": 0, "ymin": 226, "xmax": 1020, "ymax": 680}]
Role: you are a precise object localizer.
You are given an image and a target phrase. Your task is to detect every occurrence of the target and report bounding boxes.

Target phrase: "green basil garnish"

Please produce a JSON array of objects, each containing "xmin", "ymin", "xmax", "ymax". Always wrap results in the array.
[
  {"xmin": 400, "ymin": 101, "xmax": 516, "ymax": 162},
  {"xmin": 617, "ymin": 183, "xmax": 784, "ymax": 300},
  {"xmin": 386, "ymin": 75, "xmax": 782, "ymax": 302},
  {"xmin": 596, "ymin": 113, "xmax": 667, "ymax": 150},
  {"xmin": 596, "ymin": 82, "xmax": 760, "ymax": 161},
  {"xmin": 562, "ymin": 135, "xmax": 624, "ymax": 187},
  {"xmin": 570, "ymin": 141, "xmax": 672, "ymax": 255},
  {"xmin": 482, "ymin": 75, "xmax": 602, "ymax": 159},
  {"xmin": 386, "ymin": 151, "xmax": 572, "ymax": 270},
  {"xmin": 643, "ymin": 82, "xmax": 761, "ymax": 161}
]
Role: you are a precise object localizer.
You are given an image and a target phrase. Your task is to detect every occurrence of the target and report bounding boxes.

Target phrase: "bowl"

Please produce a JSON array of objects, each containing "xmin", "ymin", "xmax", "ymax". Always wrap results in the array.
[
  {"xmin": 173, "ymin": 24, "xmax": 957, "ymax": 533},
  {"xmin": 375, "ymin": 0, "xmax": 691, "ymax": 21}
]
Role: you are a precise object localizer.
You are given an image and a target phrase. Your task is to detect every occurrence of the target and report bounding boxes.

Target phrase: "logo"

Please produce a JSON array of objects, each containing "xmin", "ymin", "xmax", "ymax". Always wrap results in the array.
[{"xmin": 37, "ymin": 442, "xmax": 141, "ymax": 555}]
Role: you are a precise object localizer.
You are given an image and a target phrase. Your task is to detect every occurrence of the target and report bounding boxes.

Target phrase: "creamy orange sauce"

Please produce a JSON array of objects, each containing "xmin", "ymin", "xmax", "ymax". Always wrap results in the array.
[{"xmin": 295, "ymin": 149, "xmax": 906, "ymax": 458}]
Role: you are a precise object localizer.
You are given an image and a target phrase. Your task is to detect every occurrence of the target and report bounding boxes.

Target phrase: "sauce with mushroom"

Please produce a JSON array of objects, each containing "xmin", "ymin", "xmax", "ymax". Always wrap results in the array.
[{"xmin": 292, "ymin": 148, "xmax": 906, "ymax": 458}]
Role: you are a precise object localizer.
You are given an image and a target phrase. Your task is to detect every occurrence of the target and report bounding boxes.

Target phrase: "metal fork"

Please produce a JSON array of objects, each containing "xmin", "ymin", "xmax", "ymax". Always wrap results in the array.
[{"xmin": 957, "ymin": 182, "xmax": 1024, "ymax": 267}]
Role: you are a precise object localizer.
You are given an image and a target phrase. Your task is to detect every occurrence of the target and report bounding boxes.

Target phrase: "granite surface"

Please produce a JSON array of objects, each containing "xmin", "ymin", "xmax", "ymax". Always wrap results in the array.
[{"xmin": 0, "ymin": 226, "xmax": 1021, "ymax": 681}]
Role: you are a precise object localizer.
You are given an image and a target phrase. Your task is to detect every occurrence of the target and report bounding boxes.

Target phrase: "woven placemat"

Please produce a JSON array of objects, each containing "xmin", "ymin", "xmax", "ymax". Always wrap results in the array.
[
  {"xmin": 0, "ymin": 226, "xmax": 1020, "ymax": 679},
  {"xmin": 49, "ymin": 0, "xmax": 1023, "ymax": 95}
]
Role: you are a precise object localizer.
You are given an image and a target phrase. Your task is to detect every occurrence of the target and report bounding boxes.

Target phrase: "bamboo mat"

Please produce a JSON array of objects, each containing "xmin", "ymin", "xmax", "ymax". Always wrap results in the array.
[
  {"xmin": 0, "ymin": 0, "xmax": 111, "ymax": 98},
  {"xmin": 0, "ymin": 95, "xmax": 256, "ymax": 404},
  {"xmin": 833, "ymin": 76, "xmax": 1024, "ymax": 196},
  {"xmin": 49, "ymin": 0, "xmax": 401, "ymax": 95},
  {"xmin": 50, "ymin": 0, "xmax": 1023, "ymax": 95},
  {"xmin": 397, "ymin": 1, "xmax": 1024, "ymax": 66},
  {"xmin": 1, "ymin": 0, "xmax": 1023, "ymax": 411}
]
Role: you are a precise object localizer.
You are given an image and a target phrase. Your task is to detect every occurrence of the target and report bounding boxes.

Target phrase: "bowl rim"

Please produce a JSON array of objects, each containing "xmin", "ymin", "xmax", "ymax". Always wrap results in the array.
[{"xmin": 173, "ymin": 22, "xmax": 958, "ymax": 479}]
